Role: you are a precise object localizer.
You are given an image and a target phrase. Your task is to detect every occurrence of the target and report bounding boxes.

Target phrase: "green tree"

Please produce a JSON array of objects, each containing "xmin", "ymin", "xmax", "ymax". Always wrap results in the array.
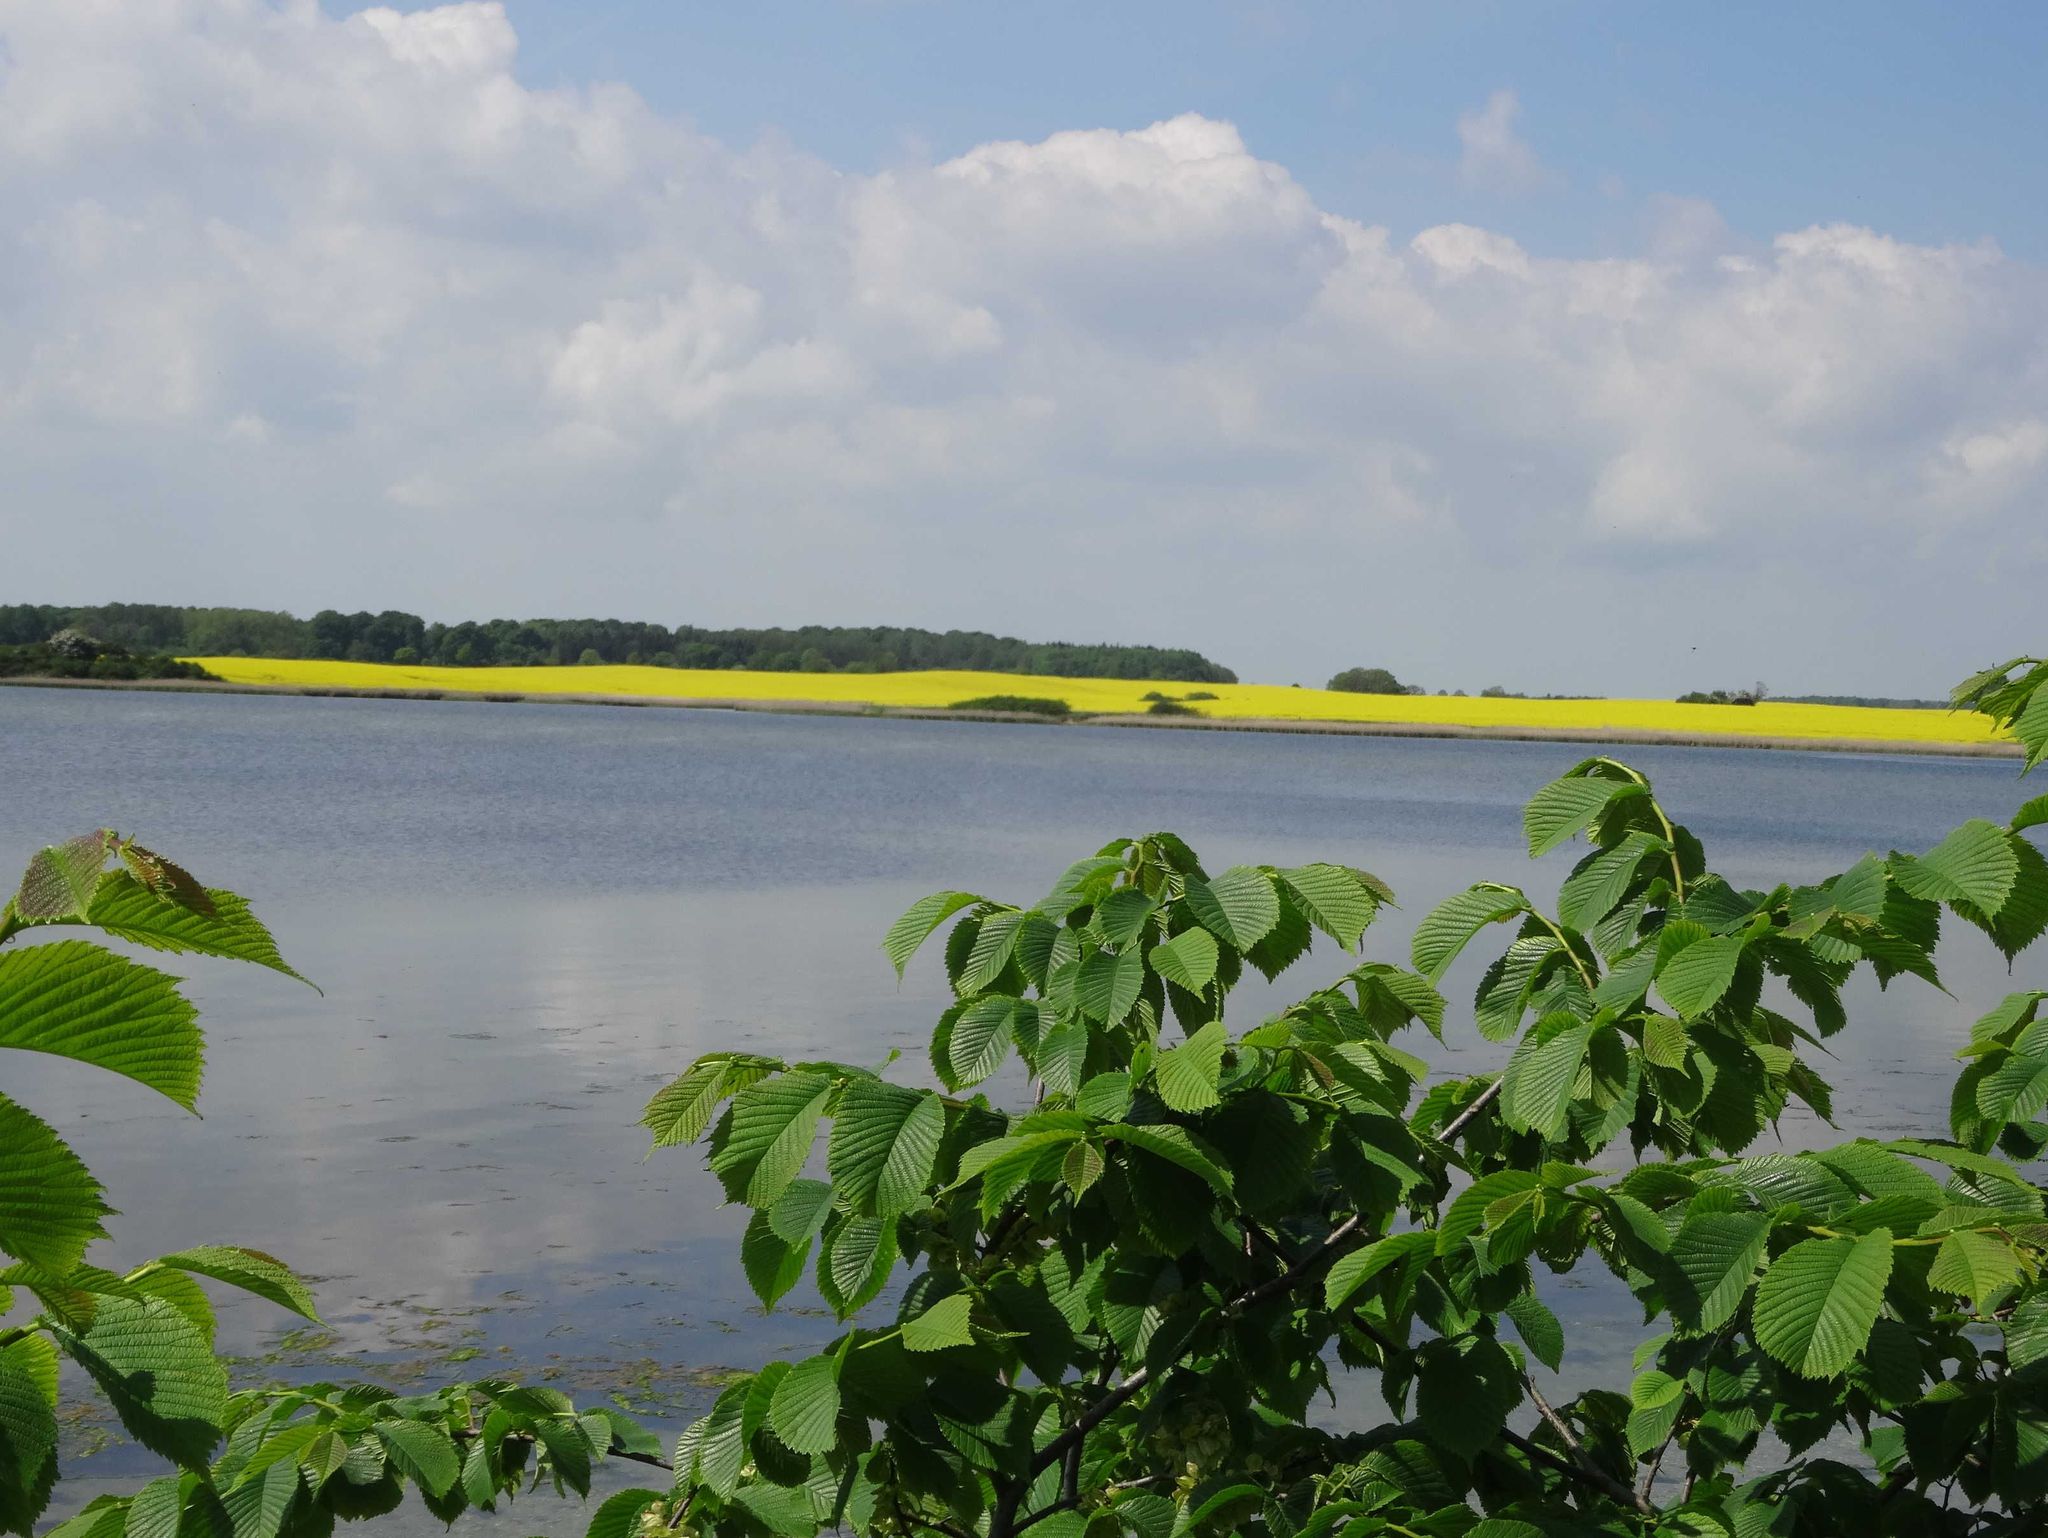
[
  {"xmin": 627, "ymin": 654, "xmax": 2048, "ymax": 1538},
  {"xmin": 1327, "ymin": 666, "xmax": 1407, "ymax": 694}
]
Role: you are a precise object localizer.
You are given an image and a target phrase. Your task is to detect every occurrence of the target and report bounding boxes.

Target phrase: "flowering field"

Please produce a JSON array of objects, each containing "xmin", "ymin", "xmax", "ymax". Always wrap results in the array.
[{"xmin": 186, "ymin": 657, "xmax": 2005, "ymax": 749}]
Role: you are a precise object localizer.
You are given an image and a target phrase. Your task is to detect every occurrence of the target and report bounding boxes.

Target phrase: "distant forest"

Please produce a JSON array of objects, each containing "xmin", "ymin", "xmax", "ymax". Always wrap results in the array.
[{"xmin": 0, "ymin": 603, "xmax": 1238, "ymax": 684}]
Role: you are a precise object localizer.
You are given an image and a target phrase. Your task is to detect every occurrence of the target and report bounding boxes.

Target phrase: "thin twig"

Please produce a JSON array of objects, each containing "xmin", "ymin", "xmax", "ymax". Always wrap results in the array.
[{"xmin": 1526, "ymin": 1382, "xmax": 1650, "ymax": 1515}]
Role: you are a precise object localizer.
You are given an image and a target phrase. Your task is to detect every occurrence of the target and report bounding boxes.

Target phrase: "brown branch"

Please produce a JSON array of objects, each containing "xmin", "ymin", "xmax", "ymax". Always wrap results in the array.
[
  {"xmin": 1439, "ymin": 1076, "xmax": 1502, "ymax": 1142},
  {"xmin": 1526, "ymin": 1381, "xmax": 1650, "ymax": 1516}
]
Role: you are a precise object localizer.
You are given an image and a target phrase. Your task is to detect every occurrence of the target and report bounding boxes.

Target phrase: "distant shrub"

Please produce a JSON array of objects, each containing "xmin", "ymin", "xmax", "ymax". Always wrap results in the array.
[
  {"xmin": 1327, "ymin": 665, "xmax": 1408, "ymax": 694},
  {"xmin": 1184, "ymin": 690, "xmax": 1218, "ymax": 700},
  {"xmin": 391, "ymin": 646, "xmax": 420, "ymax": 665},
  {"xmin": 577, "ymin": 648, "xmax": 603, "ymax": 666},
  {"xmin": 1677, "ymin": 689, "xmax": 1760, "ymax": 706},
  {"xmin": 0, "ymin": 640, "xmax": 214, "ymax": 682},
  {"xmin": 1146, "ymin": 698, "xmax": 1201, "ymax": 716},
  {"xmin": 948, "ymin": 695, "xmax": 1074, "ymax": 718},
  {"xmin": 1141, "ymin": 690, "xmax": 1169, "ymax": 702}
]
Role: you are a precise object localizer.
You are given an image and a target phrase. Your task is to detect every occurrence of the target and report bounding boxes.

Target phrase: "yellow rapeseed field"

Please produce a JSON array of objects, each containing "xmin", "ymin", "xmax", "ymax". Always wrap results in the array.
[{"xmin": 184, "ymin": 657, "xmax": 2006, "ymax": 750}]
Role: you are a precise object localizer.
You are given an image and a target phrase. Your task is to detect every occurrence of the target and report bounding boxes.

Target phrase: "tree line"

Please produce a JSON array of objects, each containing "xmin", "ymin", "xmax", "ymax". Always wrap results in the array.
[{"xmin": 0, "ymin": 604, "xmax": 1236, "ymax": 683}]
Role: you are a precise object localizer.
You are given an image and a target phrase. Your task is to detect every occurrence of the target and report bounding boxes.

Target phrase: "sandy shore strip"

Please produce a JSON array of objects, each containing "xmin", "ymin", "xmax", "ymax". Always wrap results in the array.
[{"xmin": 1, "ymin": 674, "xmax": 2019, "ymax": 761}]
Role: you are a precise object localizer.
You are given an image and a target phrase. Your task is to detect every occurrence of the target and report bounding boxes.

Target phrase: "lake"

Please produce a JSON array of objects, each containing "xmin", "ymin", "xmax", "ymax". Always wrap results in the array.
[{"xmin": 0, "ymin": 688, "xmax": 2032, "ymax": 1527}]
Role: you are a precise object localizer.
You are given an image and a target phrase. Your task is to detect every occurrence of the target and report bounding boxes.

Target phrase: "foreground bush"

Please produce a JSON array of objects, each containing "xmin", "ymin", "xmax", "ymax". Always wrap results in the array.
[{"xmin": 635, "ymin": 652, "xmax": 2048, "ymax": 1537}]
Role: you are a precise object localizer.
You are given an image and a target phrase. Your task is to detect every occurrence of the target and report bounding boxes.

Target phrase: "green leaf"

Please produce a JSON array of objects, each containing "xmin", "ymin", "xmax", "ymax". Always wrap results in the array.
[
  {"xmin": 1323, "ymin": 1232, "xmax": 1434, "ymax": 1311},
  {"xmin": 2013, "ymin": 795, "xmax": 2048, "ymax": 835},
  {"xmin": 1753, "ymin": 1229, "xmax": 1895, "ymax": 1378},
  {"xmin": 1416, "ymin": 1336, "xmax": 1520, "ymax": 1459},
  {"xmin": 642, "ymin": 1055, "xmax": 769, "ymax": 1149},
  {"xmin": 1524, "ymin": 774, "xmax": 1644, "ymax": 858},
  {"xmin": 1666, "ymin": 1211, "xmax": 1771, "ymax": 1332},
  {"xmin": 948, "ymin": 996, "xmax": 1031, "ymax": 1086},
  {"xmin": 13, "ymin": 834, "xmax": 111, "ymax": 921},
  {"xmin": 0, "ymin": 1335, "xmax": 57, "ymax": 1535},
  {"xmin": 817, "ymin": 1215, "xmax": 896, "ymax": 1318},
  {"xmin": 52, "ymin": 1295, "xmax": 226, "ymax": 1468},
  {"xmin": 1928, "ymin": 1229, "xmax": 2020, "ymax": 1310},
  {"xmin": 769, "ymin": 1353, "xmax": 842, "ymax": 1455},
  {"xmin": 1153, "ymin": 1023, "xmax": 1227, "ymax": 1114},
  {"xmin": 1148, "ymin": 929, "xmax": 1219, "ymax": 994},
  {"xmin": 711, "ymin": 1072, "xmax": 833, "ymax": 1208},
  {"xmin": 957, "ymin": 910, "xmax": 1026, "ymax": 995},
  {"xmin": 81, "ymin": 876, "xmax": 309, "ymax": 986},
  {"xmin": 1557, "ymin": 833, "xmax": 1665, "ymax": 934},
  {"xmin": 586, "ymin": 1490, "xmax": 668, "ymax": 1538},
  {"xmin": 1892, "ymin": 821, "xmax": 2020, "ymax": 916},
  {"xmin": 1033, "ymin": 1017, "xmax": 1088, "ymax": 1096},
  {"xmin": 151, "ymin": 1247, "xmax": 319, "ymax": 1321},
  {"xmin": 1411, "ymin": 884, "xmax": 1529, "ymax": 984},
  {"xmin": 741, "ymin": 1211, "xmax": 811, "ymax": 1311},
  {"xmin": 827, "ymin": 1082, "xmax": 945, "ymax": 1219},
  {"xmin": 0, "ymin": 942, "xmax": 202, "ymax": 1110},
  {"xmin": 1501, "ymin": 1022, "xmax": 1594, "ymax": 1140},
  {"xmin": 1655, "ymin": 935, "xmax": 1746, "ymax": 1018},
  {"xmin": 1105, "ymin": 1124, "xmax": 1233, "ymax": 1196},
  {"xmin": 1979, "ymin": 1054, "xmax": 2048, "ymax": 1126},
  {"xmin": 1076, "ymin": 949, "xmax": 1144, "ymax": 1024},
  {"xmin": 1091, "ymin": 890, "xmax": 1157, "ymax": 947},
  {"xmin": 1278, "ymin": 865, "xmax": 1380, "ymax": 950},
  {"xmin": 1184, "ymin": 868, "xmax": 1281, "ymax": 951},
  {"xmin": 691, "ymin": 1382, "xmax": 750, "ymax": 1496},
  {"xmin": 882, "ymin": 892, "xmax": 982, "ymax": 977},
  {"xmin": 900, "ymin": 1293, "xmax": 973, "ymax": 1352},
  {"xmin": 375, "ymin": 1420, "xmax": 460, "ymax": 1498},
  {"xmin": 1504, "ymin": 1290, "xmax": 1565, "ymax": 1372},
  {"xmin": 0, "ymin": 1090, "xmax": 110, "ymax": 1272},
  {"xmin": 767, "ymin": 1179, "xmax": 836, "ymax": 1245}
]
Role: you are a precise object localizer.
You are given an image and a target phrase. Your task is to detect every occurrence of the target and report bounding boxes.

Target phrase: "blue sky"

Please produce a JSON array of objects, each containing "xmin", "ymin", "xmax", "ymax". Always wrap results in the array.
[
  {"xmin": 504, "ymin": 1, "xmax": 2048, "ymax": 260},
  {"xmin": 4, "ymin": 2, "xmax": 2047, "ymax": 693}
]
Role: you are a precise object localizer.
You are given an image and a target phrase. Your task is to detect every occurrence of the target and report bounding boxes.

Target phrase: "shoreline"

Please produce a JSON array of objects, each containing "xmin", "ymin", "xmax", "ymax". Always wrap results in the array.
[{"xmin": 1, "ymin": 673, "xmax": 2019, "ymax": 761}]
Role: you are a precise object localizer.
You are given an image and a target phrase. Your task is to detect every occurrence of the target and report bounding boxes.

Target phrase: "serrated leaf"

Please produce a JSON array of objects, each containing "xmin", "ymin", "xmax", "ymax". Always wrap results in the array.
[
  {"xmin": 767, "ymin": 1179, "xmax": 836, "ymax": 1245},
  {"xmin": 0, "ymin": 942, "xmax": 203, "ymax": 1110},
  {"xmin": 882, "ymin": 892, "xmax": 982, "ymax": 977},
  {"xmin": 1504, "ymin": 1290, "xmax": 1564, "ymax": 1373},
  {"xmin": 900, "ymin": 1293, "xmax": 973, "ymax": 1352},
  {"xmin": 13, "ymin": 834, "xmax": 110, "ymax": 921},
  {"xmin": 1148, "ymin": 929, "xmax": 1219, "ymax": 994},
  {"xmin": 1893, "ymin": 821, "xmax": 2021, "ymax": 916},
  {"xmin": 711, "ymin": 1072, "xmax": 832, "ymax": 1208},
  {"xmin": 741, "ymin": 1211, "xmax": 811, "ymax": 1311},
  {"xmin": 827, "ymin": 1082, "xmax": 944, "ymax": 1218},
  {"xmin": 1411, "ymin": 884, "xmax": 1529, "ymax": 984},
  {"xmin": 1928, "ymin": 1229, "xmax": 2020, "ymax": 1310},
  {"xmin": 1076, "ymin": 949, "xmax": 1144, "ymax": 1025},
  {"xmin": 1753, "ymin": 1229, "xmax": 1895, "ymax": 1378},
  {"xmin": 375, "ymin": 1420, "xmax": 459, "ymax": 1498},
  {"xmin": 1979, "ymin": 1054, "xmax": 2048, "ymax": 1126},
  {"xmin": 1153, "ymin": 1022, "xmax": 1227, "ymax": 1114},
  {"xmin": 1324, "ymin": 1232, "xmax": 1434, "ymax": 1311},
  {"xmin": 1105, "ymin": 1124, "xmax": 1233, "ymax": 1195},
  {"xmin": 152, "ymin": 1247, "xmax": 319, "ymax": 1322},
  {"xmin": 817, "ymin": 1214, "xmax": 896, "ymax": 1318},
  {"xmin": 1278, "ymin": 865, "xmax": 1379, "ymax": 950},
  {"xmin": 643, "ymin": 1055, "xmax": 769, "ymax": 1149},
  {"xmin": 1655, "ymin": 935, "xmax": 1745, "ymax": 1018},
  {"xmin": 1184, "ymin": 868, "xmax": 1281, "ymax": 951},
  {"xmin": 586, "ymin": 1490, "xmax": 667, "ymax": 1538},
  {"xmin": 1501, "ymin": 1022, "xmax": 1594, "ymax": 1140},
  {"xmin": 1415, "ymin": 1336, "xmax": 1520, "ymax": 1459},
  {"xmin": 768, "ymin": 1353, "xmax": 842, "ymax": 1455},
  {"xmin": 957, "ymin": 910, "xmax": 1025, "ymax": 995},
  {"xmin": 1061, "ymin": 1140, "xmax": 1105, "ymax": 1197},
  {"xmin": 0, "ymin": 1090, "xmax": 110, "ymax": 1272},
  {"xmin": 947, "ymin": 996, "xmax": 1031, "ymax": 1086},
  {"xmin": 82, "ymin": 876, "xmax": 308, "ymax": 986},
  {"xmin": 52, "ymin": 1295, "xmax": 226, "ymax": 1468},
  {"xmin": 1524, "ymin": 774, "xmax": 1644, "ymax": 858},
  {"xmin": 1666, "ymin": 1211, "xmax": 1770, "ymax": 1332}
]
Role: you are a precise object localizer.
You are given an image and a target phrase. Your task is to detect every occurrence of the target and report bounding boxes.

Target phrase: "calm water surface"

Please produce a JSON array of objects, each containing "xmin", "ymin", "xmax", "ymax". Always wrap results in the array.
[{"xmin": 0, "ymin": 689, "xmax": 2031, "ymax": 1525}]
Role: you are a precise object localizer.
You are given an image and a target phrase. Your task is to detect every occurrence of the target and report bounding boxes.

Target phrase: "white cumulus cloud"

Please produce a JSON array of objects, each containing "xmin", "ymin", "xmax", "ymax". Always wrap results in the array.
[{"xmin": 2, "ymin": 2, "xmax": 2045, "ymax": 694}]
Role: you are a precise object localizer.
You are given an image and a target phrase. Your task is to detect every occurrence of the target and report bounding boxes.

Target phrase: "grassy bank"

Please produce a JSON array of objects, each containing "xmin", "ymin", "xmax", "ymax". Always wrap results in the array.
[{"xmin": 176, "ymin": 657, "xmax": 2008, "ymax": 751}]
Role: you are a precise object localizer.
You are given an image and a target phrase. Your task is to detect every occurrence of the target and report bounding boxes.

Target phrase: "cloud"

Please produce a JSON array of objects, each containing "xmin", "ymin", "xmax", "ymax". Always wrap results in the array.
[
  {"xmin": 1456, "ymin": 89, "xmax": 1555, "ymax": 194},
  {"xmin": 1, "ymin": 2, "xmax": 2046, "ymax": 694}
]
